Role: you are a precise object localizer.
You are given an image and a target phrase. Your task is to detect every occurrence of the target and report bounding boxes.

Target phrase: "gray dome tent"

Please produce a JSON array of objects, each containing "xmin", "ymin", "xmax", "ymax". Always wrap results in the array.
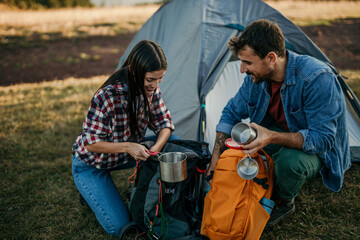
[{"xmin": 117, "ymin": 0, "xmax": 360, "ymax": 162}]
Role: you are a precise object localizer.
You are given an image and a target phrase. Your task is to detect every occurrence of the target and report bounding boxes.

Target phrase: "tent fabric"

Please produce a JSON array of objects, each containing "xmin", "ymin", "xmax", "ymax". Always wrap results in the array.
[
  {"xmin": 205, "ymin": 60, "xmax": 247, "ymax": 152},
  {"xmin": 119, "ymin": 0, "xmax": 203, "ymax": 139},
  {"xmin": 117, "ymin": 0, "xmax": 360, "ymax": 162}
]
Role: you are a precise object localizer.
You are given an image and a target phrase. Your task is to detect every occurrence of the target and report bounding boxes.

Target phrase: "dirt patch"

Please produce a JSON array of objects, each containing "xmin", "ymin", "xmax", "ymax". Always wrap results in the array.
[
  {"xmin": 300, "ymin": 18, "xmax": 360, "ymax": 70},
  {"xmin": 0, "ymin": 33, "xmax": 134, "ymax": 86},
  {"xmin": 1, "ymin": 18, "xmax": 359, "ymax": 87}
]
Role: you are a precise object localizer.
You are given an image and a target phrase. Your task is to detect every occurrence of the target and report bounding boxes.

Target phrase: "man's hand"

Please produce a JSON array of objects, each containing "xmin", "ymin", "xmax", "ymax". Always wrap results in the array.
[
  {"xmin": 239, "ymin": 122, "xmax": 304, "ymax": 155},
  {"xmin": 238, "ymin": 123, "xmax": 273, "ymax": 155}
]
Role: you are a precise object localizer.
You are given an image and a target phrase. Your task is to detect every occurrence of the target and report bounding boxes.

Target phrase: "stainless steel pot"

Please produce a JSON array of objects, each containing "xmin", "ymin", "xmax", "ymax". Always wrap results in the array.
[{"xmin": 158, "ymin": 152, "xmax": 187, "ymax": 183}]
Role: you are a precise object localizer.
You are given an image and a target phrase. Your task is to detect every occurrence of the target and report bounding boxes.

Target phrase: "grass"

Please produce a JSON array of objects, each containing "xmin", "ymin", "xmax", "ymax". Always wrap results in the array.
[
  {"xmin": 1, "ymin": 76, "xmax": 359, "ymax": 239},
  {"xmin": 1, "ymin": 1, "xmax": 360, "ymax": 48},
  {"xmin": 0, "ymin": 4, "xmax": 160, "ymax": 48},
  {"xmin": 0, "ymin": 5, "xmax": 159, "ymax": 28},
  {"xmin": 0, "ymin": 77, "xmax": 134, "ymax": 239},
  {"xmin": 339, "ymin": 69, "xmax": 360, "ymax": 99},
  {"xmin": 1, "ymin": 1, "xmax": 360, "ymax": 239},
  {"xmin": 265, "ymin": 1, "xmax": 360, "ymax": 26},
  {"xmin": 262, "ymin": 165, "xmax": 360, "ymax": 239}
]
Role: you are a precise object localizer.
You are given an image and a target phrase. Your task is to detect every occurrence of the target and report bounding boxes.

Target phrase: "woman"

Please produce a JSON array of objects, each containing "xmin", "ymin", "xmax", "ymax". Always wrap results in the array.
[{"xmin": 72, "ymin": 40, "xmax": 175, "ymax": 237}]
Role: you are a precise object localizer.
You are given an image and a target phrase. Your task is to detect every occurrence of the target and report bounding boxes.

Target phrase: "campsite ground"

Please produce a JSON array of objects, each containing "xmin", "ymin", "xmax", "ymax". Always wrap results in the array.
[
  {"xmin": 1, "ymin": 1, "xmax": 360, "ymax": 240},
  {"xmin": 1, "ymin": 18, "xmax": 360, "ymax": 86},
  {"xmin": 0, "ymin": 2, "xmax": 360, "ymax": 90}
]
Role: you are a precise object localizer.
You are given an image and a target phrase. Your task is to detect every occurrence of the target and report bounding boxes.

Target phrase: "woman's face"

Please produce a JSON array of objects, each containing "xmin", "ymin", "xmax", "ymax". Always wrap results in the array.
[{"xmin": 144, "ymin": 69, "xmax": 166, "ymax": 96}]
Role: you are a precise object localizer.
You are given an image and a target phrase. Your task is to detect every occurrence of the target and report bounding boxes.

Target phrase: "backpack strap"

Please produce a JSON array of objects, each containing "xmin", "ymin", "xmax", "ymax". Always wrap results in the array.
[
  {"xmin": 253, "ymin": 177, "xmax": 269, "ymax": 189},
  {"xmin": 205, "ymin": 171, "xmax": 214, "ymax": 181}
]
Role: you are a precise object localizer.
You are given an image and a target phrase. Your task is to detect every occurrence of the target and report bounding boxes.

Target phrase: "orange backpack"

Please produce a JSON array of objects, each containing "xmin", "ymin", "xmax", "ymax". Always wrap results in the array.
[{"xmin": 201, "ymin": 149, "xmax": 274, "ymax": 240}]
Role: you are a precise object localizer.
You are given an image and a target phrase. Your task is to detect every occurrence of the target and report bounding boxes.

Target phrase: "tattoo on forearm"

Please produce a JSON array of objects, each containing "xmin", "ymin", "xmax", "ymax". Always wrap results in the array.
[{"xmin": 215, "ymin": 132, "xmax": 230, "ymax": 154}]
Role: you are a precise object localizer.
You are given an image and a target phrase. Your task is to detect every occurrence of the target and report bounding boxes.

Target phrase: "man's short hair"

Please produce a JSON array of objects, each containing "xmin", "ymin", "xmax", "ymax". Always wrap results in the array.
[{"xmin": 228, "ymin": 19, "xmax": 286, "ymax": 59}]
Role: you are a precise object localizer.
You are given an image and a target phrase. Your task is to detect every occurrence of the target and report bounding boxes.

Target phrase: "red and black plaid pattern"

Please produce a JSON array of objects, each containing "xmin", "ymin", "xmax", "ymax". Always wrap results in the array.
[{"xmin": 72, "ymin": 83, "xmax": 174, "ymax": 169}]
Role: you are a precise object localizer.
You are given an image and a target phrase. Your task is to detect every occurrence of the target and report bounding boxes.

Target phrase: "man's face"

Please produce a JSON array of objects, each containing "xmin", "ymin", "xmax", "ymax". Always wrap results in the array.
[{"xmin": 237, "ymin": 46, "xmax": 274, "ymax": 84}]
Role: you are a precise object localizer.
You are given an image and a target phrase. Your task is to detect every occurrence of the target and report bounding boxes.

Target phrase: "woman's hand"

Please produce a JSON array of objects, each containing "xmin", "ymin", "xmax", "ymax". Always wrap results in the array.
[
  {"xmin": 127, "ymin": 143, "xmax": 150, "ymax": 161},
  {"xmin": 149, "ymin": 146, "xmax": 160, "ymax": 153}
]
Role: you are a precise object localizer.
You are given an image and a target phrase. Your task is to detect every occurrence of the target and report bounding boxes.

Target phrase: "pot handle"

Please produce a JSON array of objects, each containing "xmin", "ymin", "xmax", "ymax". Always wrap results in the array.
[{"xmin": 146, "ymin": 150, "xmax": 161, "ymax": 161}]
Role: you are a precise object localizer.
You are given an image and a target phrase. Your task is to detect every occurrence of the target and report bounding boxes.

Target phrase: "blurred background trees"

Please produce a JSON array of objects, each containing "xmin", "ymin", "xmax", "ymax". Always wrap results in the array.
[{"xmin": 0, "ymin": 0, "xmax": 94, "ymax": 9}]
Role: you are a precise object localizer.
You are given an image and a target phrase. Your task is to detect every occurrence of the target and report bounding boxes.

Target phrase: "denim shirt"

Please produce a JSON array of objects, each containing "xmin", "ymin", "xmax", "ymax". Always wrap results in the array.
[{"xmin": 216, "ymin": 50, "xmax": 351, "ymax": 192}]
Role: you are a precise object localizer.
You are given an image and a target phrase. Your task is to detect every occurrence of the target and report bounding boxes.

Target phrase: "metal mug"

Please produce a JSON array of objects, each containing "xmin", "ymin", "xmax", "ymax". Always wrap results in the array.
[
  {"xmin": 158, "ymin": 152, "xmax": 187, "ymax": 183},
  {"xmin": 231, "ymin": 122, "xmax": 257, "ymax": 145},
  {"xmin": 237, "ymin": 156, "xmax": 259, "ymax": 180}
]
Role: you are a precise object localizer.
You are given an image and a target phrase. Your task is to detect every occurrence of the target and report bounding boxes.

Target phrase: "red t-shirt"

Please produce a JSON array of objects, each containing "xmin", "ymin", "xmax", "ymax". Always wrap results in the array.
[{"xmin": 267, "ymin": 81, "xmax": 289, "ymax": 132}]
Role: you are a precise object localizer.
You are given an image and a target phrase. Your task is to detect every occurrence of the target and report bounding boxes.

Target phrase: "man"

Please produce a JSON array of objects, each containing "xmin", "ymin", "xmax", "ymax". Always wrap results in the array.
[{"xmin": 207, "ymin": 19, "xmax": 351, "ymax": 226}]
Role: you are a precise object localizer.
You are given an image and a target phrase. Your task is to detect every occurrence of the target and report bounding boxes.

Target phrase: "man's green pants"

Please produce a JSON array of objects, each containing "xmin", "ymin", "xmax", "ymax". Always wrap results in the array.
[{"xmin": 263, "ymin": 126, "xmax": 322, "ymax": 199}]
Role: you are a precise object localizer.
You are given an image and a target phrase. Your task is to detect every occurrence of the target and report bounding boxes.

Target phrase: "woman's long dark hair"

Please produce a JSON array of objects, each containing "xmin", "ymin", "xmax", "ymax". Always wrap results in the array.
[{"xmin": 100, "ymin": 40, "xmax": 167, "ymax": 140}]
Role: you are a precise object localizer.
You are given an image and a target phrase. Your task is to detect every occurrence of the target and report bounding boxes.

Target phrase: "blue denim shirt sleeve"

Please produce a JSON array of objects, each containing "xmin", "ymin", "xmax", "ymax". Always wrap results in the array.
[{"xmin": 296, "ymin": 71, "xmax": 343, "ymax": 155}]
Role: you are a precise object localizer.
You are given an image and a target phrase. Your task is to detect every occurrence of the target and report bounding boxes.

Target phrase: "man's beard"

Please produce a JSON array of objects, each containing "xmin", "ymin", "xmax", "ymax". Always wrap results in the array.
[{"xmin": 247, "ymin": 68, "xmax": 274, "ymax": 84}]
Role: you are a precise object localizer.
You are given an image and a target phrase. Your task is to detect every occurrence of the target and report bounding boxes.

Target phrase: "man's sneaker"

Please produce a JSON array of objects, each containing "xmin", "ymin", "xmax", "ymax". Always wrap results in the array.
[{"xmin": 267, "ymin": 198, "xmax": 295, "ymax": 227}]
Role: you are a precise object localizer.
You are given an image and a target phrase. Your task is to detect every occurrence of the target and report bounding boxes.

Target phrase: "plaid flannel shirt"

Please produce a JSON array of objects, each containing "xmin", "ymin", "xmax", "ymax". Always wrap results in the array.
[{"xmin": 72, "ymin": 83, "xmax": 174, "ymax": 169}]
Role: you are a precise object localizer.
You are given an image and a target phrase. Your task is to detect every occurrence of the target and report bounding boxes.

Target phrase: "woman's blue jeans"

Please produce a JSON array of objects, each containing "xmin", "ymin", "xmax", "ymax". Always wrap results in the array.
[
  {"xmin": 72, "ymin": 134, "xmax": 180, "ymax": 236},
  {"xmin": 72, "ymin": 154, "xmax": 133, "ymax": 236}
]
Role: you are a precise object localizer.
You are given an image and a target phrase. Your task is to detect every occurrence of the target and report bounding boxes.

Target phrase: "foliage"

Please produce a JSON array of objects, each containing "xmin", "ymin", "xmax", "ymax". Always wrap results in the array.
[{"xmin": 0, "ymin": 0, "xmax": 93, "ymax": 9}]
